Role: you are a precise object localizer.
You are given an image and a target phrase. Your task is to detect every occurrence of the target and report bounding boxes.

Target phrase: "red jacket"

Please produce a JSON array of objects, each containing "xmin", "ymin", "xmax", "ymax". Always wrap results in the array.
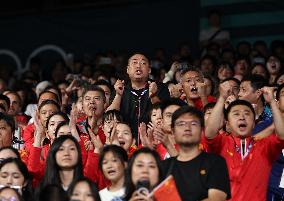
[
  {"xmin": 23, "ymin": 123, "xmax": 35, "ymax": 153},
  {"xmin": 84, "ymin": 151, "xmax": 110, "ymax": 190},
  {"xmin": 203, "ymin": 132, "xmax": 284, "ymax": 201}
]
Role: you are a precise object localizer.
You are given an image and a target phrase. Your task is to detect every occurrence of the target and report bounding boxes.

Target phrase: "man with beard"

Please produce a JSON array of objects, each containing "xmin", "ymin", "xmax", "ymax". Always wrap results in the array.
[
  {"xmin": 162, "ymin": 106, "xmax": 231, "ymax": 201},
  {"xmin": 180, "ymin": 67, "xmax": 216, "ymax": 111},
  {"xmin": 205, "ymin": 81, "xmax": 284, "ymax": 201}
]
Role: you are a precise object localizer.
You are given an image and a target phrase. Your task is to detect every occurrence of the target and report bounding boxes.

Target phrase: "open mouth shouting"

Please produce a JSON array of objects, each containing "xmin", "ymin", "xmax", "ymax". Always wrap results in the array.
[{"xmin": 237, "ymin": 122, "xmax": 248, "ymax": 132}]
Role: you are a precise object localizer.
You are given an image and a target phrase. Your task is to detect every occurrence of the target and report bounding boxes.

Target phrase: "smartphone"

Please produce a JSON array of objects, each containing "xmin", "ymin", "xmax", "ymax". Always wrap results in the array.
[{"xmin": 136, "ymin": 180, "xmax": 150, "ymax": 195}]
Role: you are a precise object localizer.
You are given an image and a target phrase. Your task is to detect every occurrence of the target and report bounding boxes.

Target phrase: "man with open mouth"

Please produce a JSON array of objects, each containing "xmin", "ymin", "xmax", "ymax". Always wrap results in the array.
[
  {"xmin": 180, "ymin": 66, "xmax": 216, "ymax": 111},
  {"xmin": 204, "ymin": 81, "xmax": 284, "ymax": 201},
  {"xmin": 107, "ymin": 53, "xmax": 170, "ymax": 145}
]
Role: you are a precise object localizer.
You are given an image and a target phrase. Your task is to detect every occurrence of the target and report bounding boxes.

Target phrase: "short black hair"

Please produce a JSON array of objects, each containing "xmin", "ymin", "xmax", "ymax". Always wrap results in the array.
[
  {"xmin": 0, "ymin": 112, "xmax": 15, "ymax": 132},
  {"xmin": 82, "ymin": 85, "xmax": 106, "ymax": 103},
  {"xmin": 224, "ymin": 99, "xmax": 255, "ymax": 120},
  {"xmin": 241, "ymin": 74, "xmax": 268, "ymax": 91},
  {"xmin": 160, "ymin": 98, "xmax": 187, "ymax": 114},
  {"xmin": 181, "ymin": 66, "xmax": 203, "ymax": 78},
  {"xmin": 171, "ymin": 105, "xmax": 204, "ymax": 128},
  {"xmin": 276, "ymin": 83, "xmax": 284, "ymax": 100},
  {"xmin": 99, "ymin": 145, "xmax": 128, "ymax": 170}
]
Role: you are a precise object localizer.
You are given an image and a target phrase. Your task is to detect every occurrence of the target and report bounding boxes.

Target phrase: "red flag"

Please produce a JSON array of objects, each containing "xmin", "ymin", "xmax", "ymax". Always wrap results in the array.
[{"xmin": 150, "ymin": 175, "xmax": 182, "ymax": 201}]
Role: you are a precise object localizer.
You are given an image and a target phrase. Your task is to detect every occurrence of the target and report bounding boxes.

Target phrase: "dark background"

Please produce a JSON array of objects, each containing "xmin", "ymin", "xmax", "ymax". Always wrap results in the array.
[{"xmin": 0, "ymin": 0, "xmax": 200, "ymax": 67}]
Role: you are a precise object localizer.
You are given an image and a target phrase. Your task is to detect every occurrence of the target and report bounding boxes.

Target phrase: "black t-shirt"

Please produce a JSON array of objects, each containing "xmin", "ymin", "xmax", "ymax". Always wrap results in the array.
[
  {"xmin": 117, "ymin": 82, "xmax": 170, "ymax": 142},
  {"xmin": 162, "ymin": 152, "xmax": 231, "ymax": 201}
]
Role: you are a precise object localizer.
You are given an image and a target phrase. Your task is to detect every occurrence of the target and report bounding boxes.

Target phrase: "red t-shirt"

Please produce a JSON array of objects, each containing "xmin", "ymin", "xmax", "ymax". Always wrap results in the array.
[{"xmin": 203, "ymin": 133, "xmax": 284, "ymax": 201}]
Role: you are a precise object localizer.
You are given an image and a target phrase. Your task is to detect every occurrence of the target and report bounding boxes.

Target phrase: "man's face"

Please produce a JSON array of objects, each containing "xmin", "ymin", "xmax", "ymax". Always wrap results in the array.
[
  {"xmin": 0, "ymin": 120, "xmax": 13, "ymax": 147},
  {"xmin": 227, "ymin": 80, "xmax": 240, "ymax": 98},
  {"xmin": 162, "ymin": 105, "xmax": 181, "ymax": 132},
  {"xmin": 83, "ymin": 91, "xmax": 105, "ymax": 118},
  {"xmin": 173, "ymin": 113, "xmax": 202, "ymax": 147},
  {"xmin": 181, "ymin": 71, "xmax": 203, "ymax": 99},
  {"xmin": 39, "ymin": 104, "xmax": 59, "ymax": 127},
  {"xmin": 238, "ymin": 81, "xmax": 258, "ymax": 104},
  {"xmin": 227, "ymin": 105, "xmax": 255, "ymax": 137},
  {"xmin": 127, "ymin": 54, "xmax": 151, "ymax": 82},
  {"xmin": 97, "ymin": 85, "xmax": 111, "ymax": 107},
  {"xmin": 6, "ymin": 93, "xmax": 21, "ymax": 116}
]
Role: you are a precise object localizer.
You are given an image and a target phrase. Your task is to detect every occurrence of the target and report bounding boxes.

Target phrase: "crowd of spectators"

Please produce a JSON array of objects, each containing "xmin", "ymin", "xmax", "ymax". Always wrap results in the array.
[{"xmin": 0, "ymin": 17, "xmax": 283, "ymax": 201}]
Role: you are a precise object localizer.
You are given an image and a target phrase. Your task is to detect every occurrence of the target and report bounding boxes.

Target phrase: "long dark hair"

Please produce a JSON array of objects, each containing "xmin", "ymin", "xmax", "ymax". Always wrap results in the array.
[
  {"xmin": 68, "ymin": 178, "xmax": 101, "ymax": 201},
  {"xmin": 35, "ymin": 135, "xmax": 83, "ymax": 200},
  {"xmin": 124, "ymin": 147, "xmax": 163, "ymax": 200},
  {"xmin": 0, "ymin": 158, "xmax": 33, "ymax": 201}
]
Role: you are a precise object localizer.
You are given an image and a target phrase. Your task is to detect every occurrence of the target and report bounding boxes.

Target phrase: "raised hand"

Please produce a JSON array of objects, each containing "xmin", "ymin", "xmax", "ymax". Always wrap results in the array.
[
  {"xmin": 114, "ymin": 79, "xmax": 125, "ymax": 96},
  {"xmin": 148, "ymin": 81, "xmax": 158, "ymax": 98},
  {"xmin": 109, "ymin": 123, "xmax": 120, "ymax": 146},
  {"xmin": 196, "ymin": 81, "xmax": 207, "ymax": 97},
  {"xmin": 139, "ymin": 122, "xmax": 154, "ymax": 149},
  {"xmin": 170, "ymin": 83, "xmax": 183, "ymax": 98},
  {"xmin": 261, "ymin": 87, "xmax": 275, "ymax": 104},
  {"xmin": 33, "ymin": 110, "xmax": 45, "ymax": 147},
  {"xmin": 219, "ymin": 81, "xmax": 233, "ymax": 100},
  {"xmin": 87, "ymin": 127, "xmax": 103, "ymax": 154},
  {"xmin": 69, "ymin": 104, "xmax": 80, "ymax": 141}
]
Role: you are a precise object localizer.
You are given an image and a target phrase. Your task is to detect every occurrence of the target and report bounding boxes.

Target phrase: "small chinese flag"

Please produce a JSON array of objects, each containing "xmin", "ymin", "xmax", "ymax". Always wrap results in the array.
[{"xmin": 151, "ymin": 175, "xmax": 182, "ymax": 201}]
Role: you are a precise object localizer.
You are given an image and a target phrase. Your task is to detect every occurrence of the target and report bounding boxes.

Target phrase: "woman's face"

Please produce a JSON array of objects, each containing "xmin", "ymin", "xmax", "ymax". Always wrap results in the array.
[
  {"xmin": 102, "ymin": 152, "xmax": 125, "ymax": 183},
  {"xmin": 55, "ymin": 139, "xmax": 79, "ymax": 169},
  {"xmin": 70, "ymin": 181, "xmax": 94, "ymax": 201},
  {"xmin": 116, "ymin": 123, "xmax": 133, "ymax": 152},
  {"xmin": 56, "ymin": 125, "xmax": 72, "ymax": 138},
  {"xmin": 267, "ymin": 56, "xmax": 281, "ymax": 75},
  {"xmin": 0, "ymin": 162, "xmax": 25, "ymax": 187},
  {"xmin": 47, "ymin": 115, "xmax": 66, "ymax": 140},
  {"xmin": 0, "ymin": 188, "xmax": 21, "ymax": 201},
  {"xmin": 131, "ymin": 153, "xmax": 159, "ymax": 189}
]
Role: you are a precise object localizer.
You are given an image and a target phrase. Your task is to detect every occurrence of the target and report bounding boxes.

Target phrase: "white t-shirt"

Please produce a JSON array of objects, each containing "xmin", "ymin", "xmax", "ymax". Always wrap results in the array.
[{"xmin": 99, "ymin": 187, "xmax": 125, "ymax": 201}]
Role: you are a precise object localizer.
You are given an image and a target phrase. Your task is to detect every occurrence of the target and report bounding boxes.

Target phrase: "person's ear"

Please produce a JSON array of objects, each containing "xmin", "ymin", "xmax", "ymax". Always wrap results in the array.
[
  {"xmin": 256, "ymin": 89, "xmax": 263, "ymax": 99},
  {"xmin": 225, "ymin": 121, "xmax": 231, "ymax": 133}
]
